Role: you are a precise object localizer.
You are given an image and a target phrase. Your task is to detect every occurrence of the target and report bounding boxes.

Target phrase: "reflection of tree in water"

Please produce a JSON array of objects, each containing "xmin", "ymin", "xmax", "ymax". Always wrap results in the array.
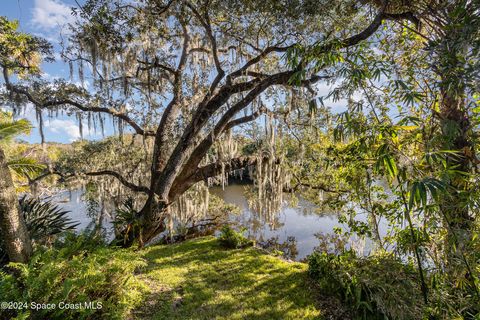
[
  {"xmin": 78, "ymin": 185, "xmax": 121, "ymax": 239},
  {"xmin": 247, "ymin": 210, "xmax": 285, "ymax": 234},
  {"xmin": 257, "ymin": 236, "xmax": 298, "ymax": 261},
  {"xmin": 84, "ymin": 197, "xmax": 113, "ymax": 238},
  {"xmin": 244, "ymin": 188, "xmax": 319, "ymax": 234},
  {"xmin": 244, "ymin": 189, "xmax": 284, "ymax": 232}
]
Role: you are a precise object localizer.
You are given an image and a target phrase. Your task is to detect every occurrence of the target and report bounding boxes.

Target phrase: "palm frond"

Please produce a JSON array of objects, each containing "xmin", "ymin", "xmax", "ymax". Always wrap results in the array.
[
  {"xmin": 0, "ymin": 118, "xmax": 32, "ymax": 142},
  {"xmin": 7, "ymin": 157, "xmax": 46, "ymax": 179},
  {"xmin": 19, "ymin": 196, "xmax": 79, "ymax": 240},
  {"xmin": 113, "ymin": 197, "xmax": 138, "ymax": 229}
]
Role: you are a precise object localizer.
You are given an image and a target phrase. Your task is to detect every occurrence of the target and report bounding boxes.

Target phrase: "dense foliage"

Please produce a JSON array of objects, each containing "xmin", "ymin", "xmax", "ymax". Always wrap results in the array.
[
  {"xmin": 308, "ymin": 251, "xmax": 425, "ymax": 319},
  {"xmin": 0, "ymin": 197, "xmax": 78, "ymax": 264},
  {"xmin": 0, "ymin": 234, "xmax": 148, "ymax": 320},
  {"xmin": 0, "ymin": 0, "xmax": 479, "ymax": 318}
]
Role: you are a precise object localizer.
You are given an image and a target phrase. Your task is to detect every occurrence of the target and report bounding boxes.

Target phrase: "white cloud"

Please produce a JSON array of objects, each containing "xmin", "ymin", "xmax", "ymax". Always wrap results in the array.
[
  {"xmin": 47, "ymin": 117, "xmax": 99, "ymax": 142},
  {"xmin": 314, "ymin": 82, "xmax": 348, "ymax": 113},
  {"xmin": 41, "ymin": 72, "xmax": 60, "ymax": 81},
  {"xmin": 45, "ymin": 119, "xmax": 95, "ymax": 142},
  {"xmin": 52, "ymin": 51, "xmax": 63, "ymax": 61},
  {"xmin": 46, "ymin": 119, "xmax": 85, "ymax": 142},
  {"xmin": 32, "ymin": 0, "xmax": 74, "ymax": 31},
  {"xmin": 20, "ymin": 104, "xmax": 38, "ymax": 122}
]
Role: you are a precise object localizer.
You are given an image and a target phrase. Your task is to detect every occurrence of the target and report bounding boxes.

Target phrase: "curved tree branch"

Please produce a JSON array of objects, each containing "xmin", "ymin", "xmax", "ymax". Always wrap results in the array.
[
  {"xmin": 84, "ymin": 170, "xmax": 150, "ymax": 193},
  {"xmin": 29, "ymin": 169, "xmax": 150, "ymax": 194},
  {"xmin": 169, "ymin": 156, "xmax": 258, "ymax": 200},
  {"xmin": 2, "ymin": 67, "xmax": 155, "ymax": 137},
  {"xmin": 187, "ymin": 2, "xmax": 225, "ymax": 94}
]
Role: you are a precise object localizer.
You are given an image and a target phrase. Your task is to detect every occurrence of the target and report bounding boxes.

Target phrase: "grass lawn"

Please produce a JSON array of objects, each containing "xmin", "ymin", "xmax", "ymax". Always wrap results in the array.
[{"xmin": 133, "ymin": 237, "xmax": 323, "ymax": 320}]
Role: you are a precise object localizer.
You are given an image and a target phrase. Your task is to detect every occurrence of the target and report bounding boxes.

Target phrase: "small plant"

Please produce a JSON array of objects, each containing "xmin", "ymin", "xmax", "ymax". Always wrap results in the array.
[
  {"xmin": 217, "ymin": 225, "xmax": 252, "ymax": 249},
  {"xmin": 112, "ymin": 197, "xmax": 140, "ymax": 245},
  {"xmin": 19, "ymin": 196, "xmax": 79, "ymax": 241}
]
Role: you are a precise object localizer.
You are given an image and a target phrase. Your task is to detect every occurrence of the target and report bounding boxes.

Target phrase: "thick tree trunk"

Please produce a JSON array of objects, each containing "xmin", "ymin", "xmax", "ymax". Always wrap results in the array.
[
  {"xmin": 113, "ymin": 193, "xmax": 167, "ymax": 247},
  {"xmin": 137, "ymin": 196, "xmax": 168, "ymax": 246},
  {"xmin": 439, "ymin": 89, "xmax": 474, "ymax": 264},
  {"xmin": 114, "ymin": 156, "xmax": 260, "ymax": 247},
  {"xmin": 437, "ymin": 28, "xmax": 475, "ymax": 267},
  {"xmin": 0, "ymin": 148, "xmax": 32, "ymax": 263}
]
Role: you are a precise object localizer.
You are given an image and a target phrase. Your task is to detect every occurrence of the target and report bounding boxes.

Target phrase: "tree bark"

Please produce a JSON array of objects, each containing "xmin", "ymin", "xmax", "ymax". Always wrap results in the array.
[
  {"xmin": 113, "ymin": 195, "xmax": 167, "ymax": 247},
  {"xmin": 437, "ymin": 23, "xmax": 475, "ymax": 268},
  {"xmin": 0, "ymin": 147, "xmax": 32, "ymax": 263},
  {"xmin": 439, "ymin": 84, "xmax": 474, "ymax": 265}
]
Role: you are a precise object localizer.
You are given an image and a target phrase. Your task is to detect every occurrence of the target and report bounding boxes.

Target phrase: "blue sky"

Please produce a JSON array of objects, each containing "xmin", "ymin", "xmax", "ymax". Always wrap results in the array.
[
  {"xmin": 1, "ymin": 0, "xmax": 109, "ymax": 144},
  {"xmin": 2, "ymin": 0, "xmax": 351, "ymax": 144}
]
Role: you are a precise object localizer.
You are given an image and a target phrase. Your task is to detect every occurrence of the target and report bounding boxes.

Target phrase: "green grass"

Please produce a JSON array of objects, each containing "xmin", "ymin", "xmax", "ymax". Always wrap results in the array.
[{"xmin": 133, "ymin": 237, "xmax": 323, "ymax": 320}]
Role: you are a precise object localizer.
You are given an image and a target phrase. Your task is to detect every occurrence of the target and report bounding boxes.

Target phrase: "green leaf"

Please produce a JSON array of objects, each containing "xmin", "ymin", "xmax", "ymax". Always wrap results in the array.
[
  {"xmin": 7, "ymin": 157, "xmax": 46, "ymax": 179},
  {"xmin": 0, "ymin": 116, "xmax": 32, "ymax": 141}
]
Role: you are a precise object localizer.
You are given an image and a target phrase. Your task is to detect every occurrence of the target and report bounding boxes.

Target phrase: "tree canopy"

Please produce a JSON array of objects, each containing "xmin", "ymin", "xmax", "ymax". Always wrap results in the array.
[{"xmin": 0, "ymin": 1, "xmax": 479, "ymax": 318}]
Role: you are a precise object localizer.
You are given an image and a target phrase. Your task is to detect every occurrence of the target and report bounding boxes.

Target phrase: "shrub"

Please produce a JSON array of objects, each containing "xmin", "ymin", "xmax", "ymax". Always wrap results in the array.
[
  {"xmin": 308, "ymin": 251, "xmax": 425, "ymax": 320},
  {"xmin": 217, "ymin": 225, "xmax": 252, "ymax": 249},
  {"xmin": 112, "ymin": 197, "xmax": 139, "ymax": 244},
  {"xmin": 0, "ymin": 233, "xmax": 148, "ymax": 320},
  {"xmin": 19, "ymin": 196, "xmax": 79, "ymax": 241}
]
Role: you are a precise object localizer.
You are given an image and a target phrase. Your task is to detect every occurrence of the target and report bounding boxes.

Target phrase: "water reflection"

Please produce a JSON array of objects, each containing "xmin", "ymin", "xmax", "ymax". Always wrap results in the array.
[
  {"xmin": 52, "ymin": 188, "xmax": 115, "ymax": 241},
  {"xmin": 210, "ymin": 185, "xmax": 349, "ymax": 261},
  {"xmin": 54, "ymin": 184, "xmax": 387, "ymax": 261}
]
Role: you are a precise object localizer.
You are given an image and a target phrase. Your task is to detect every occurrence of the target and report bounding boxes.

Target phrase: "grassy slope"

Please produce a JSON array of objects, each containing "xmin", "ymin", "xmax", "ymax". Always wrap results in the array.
[{"xmin": 133, "ymin": 237, "xmax": 322, "ymax": 320}]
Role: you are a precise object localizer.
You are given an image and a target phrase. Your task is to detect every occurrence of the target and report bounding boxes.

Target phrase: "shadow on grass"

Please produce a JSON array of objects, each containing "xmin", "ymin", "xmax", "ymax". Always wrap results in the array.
[{"xmin": 134, "ymin": 237, "xmax": 322, "ymax": 320}]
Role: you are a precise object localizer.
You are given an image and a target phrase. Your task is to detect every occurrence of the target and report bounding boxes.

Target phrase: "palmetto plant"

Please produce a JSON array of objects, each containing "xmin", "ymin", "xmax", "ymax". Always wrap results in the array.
[
  {"xmin": 1, "ymin": 111, "xmax": 78, "ymax": 263},
  {"xmin": 18, "ymin": 196, "xmax": 79, "ymax": 241}
]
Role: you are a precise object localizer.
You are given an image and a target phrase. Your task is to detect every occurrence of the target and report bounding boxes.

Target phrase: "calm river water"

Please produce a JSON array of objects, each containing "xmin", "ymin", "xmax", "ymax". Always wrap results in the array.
[{"xmin": 56, "ymin": 185, "xmax": 387, "ymax": 261}]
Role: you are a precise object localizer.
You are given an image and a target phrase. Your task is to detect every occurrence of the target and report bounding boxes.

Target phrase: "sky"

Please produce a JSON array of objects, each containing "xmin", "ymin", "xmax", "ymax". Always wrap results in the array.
[
  {"xmin": 1, "ymin": 0, "xmax": 106, "ymax": 144},
  {"xmin": 1, "ymin": 0, "xmax": 350, "ymax": 144}
]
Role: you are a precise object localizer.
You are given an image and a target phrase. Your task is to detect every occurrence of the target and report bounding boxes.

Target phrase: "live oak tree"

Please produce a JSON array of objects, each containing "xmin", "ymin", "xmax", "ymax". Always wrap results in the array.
[
  {"xmin": 2, "ymin": 0, "xmax": 428, "ymax": 246},
  {"xmin": 3, "ymin": 0, "xmax": 326, "ymax": 245},
  {"xmin": 0, "ymin": 1, "xmax": 477, "ymax": 317}
]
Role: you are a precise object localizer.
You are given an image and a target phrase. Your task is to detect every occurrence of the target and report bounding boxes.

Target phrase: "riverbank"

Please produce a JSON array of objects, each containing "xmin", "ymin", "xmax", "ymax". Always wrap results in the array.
[
  {"xmin": 60, "ymin": 185, "xmax": 356, "ymax": 261},
  {"xmin": 0, "ymin": 235, "xmax": 328, "ymax": 319},
  {"xmin": 133, "ymin": 236, "xmax": 323, "ymax": 319}
]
